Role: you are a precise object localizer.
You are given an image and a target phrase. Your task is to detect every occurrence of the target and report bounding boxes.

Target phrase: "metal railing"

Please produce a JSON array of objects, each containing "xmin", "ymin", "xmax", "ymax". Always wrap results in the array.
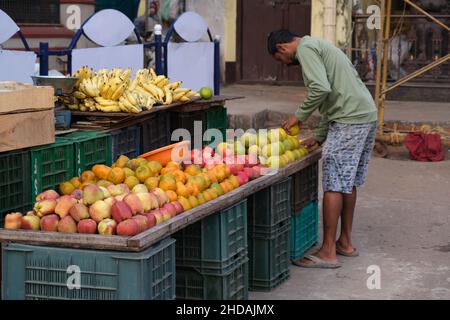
[{"xmin": 352, "ymin": 11, "xmax": 450, "ymax": 83}]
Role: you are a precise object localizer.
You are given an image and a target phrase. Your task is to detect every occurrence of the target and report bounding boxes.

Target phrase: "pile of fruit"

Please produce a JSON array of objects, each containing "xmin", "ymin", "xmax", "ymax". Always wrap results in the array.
[
  {"xmin": 217, "ymin": 126, "xmax": 309, "ymax": 170},
  {"xmin": 67, "ymin": 67, "xmax": 198, "ymax": 113},
  {"xmin": 4, "ymin": 148, "xmax": 257, "ymax": 236}
]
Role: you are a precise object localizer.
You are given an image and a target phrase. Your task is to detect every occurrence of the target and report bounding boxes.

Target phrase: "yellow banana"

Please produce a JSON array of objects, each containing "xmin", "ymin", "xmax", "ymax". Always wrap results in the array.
[
  {"xmin": 73, "ymin": 91, "xmax": 87, "ymax": 100},
  {"xmin": 118, "ymin": 101, "xmax": 128, "ymax": 113},
  {"xmin": 173, "ymin": 91, "xmax": 186, "ymax": 101},
  {"xmin": 169, "ymin": 81, "xmax": 182, "ymax": 90},
  {"xmin": 174, "ymin": 88, "xmax": 190, "ymax": 94},
  {"xmin": 111, "ymin": 83, "xmax": 126, "ymax": 101},
  {"xmin": 141, "ymin": 82, "xmax": 164, "ymax": 101},
  {"xmin": 164, "ymin": 86, "xmax": 173, "ymax": 105},
  {"xmin": 179, "ymin": 96, "xmax": 190, "ymax": 102},
  {"xmin": 128, "ymin": 78, "xmax": 139, "ymax": 92},
  {"xmin": 185, "ymin": 90, "xmax": 199, "ymax": 98},
  {"xmin": 149, "ymin": 68, "xmax": 157, "ymax": 79}
]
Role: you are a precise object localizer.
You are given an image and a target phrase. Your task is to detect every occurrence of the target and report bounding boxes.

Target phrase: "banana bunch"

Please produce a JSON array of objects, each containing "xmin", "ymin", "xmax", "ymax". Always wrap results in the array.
[{"xmin": 69, "ymin": 67, "xmax": 198, "ymax": 113}]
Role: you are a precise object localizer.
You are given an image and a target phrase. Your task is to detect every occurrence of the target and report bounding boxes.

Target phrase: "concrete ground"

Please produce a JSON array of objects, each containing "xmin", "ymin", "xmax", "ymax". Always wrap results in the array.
[{"xmin": 222, "ymin": 84, "xmax": 450, "ymax": 300}]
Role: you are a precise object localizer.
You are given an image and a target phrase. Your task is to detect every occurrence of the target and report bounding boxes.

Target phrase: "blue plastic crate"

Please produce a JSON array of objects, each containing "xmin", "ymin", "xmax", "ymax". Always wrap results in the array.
[
  {"xmin": 54, "ymin": 111, "xmax": 71, "ymax": 130},
  {"xmin": 174, "ymin": 199, "xmax": 248, "ymax": 270},
  {"xmin": 2, "ymin": 238, "xmax": 176, "ymax": 300},
  {"xmin": 290, "ymin": 201, "xmax": 319, "ymax": 260},
  {"xmin": 176, "ymin": 256, "xmax": 249, "ymax": 300},
  {"xmin": 248, "ymin": 221, "xmax": 291, "ymax": 291},
  {"xmin": 110, "ymin": 126, "xmax": 141, "ymax": 162}
]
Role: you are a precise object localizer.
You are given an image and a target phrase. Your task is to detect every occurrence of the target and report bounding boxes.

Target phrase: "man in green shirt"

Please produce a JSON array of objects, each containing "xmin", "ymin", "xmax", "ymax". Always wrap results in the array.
[{"xmin": 268, "ymin": 30, "xmax": 378, "ymax": 268}]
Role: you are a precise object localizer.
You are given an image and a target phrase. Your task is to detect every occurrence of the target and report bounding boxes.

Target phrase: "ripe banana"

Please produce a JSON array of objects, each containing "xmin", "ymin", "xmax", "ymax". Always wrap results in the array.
[{"xmin": 164, "ymin": 86, "xmax": 173, "ymax": 105}]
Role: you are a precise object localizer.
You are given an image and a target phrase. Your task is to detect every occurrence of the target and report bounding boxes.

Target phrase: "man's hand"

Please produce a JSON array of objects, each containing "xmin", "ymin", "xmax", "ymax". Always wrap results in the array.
[
  {"xmin": 282, "ymin": 115, "xmax": 300, "ymax": 133},
  {"xmin": 300, "ymin": 137, "xmax": 320, "ymax": 149}
]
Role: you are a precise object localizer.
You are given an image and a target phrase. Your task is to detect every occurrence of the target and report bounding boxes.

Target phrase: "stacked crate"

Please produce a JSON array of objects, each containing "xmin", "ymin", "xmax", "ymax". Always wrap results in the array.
[
  {"xmin": 170, "ymin": 106, "xmax": 228, "ymax": 147},
  {"xmin": 140, "ymin": 112, "xmax": 171, "ymax": 154},
  {"xmin": 1, "ymin": 238, "xmax": 176, "ymax": 300},
  {"xmin": 290, "ymin": 162, "xmax": 320, "ymax": 260},
  {"xmin": 109, "ymin": 126, "xmax": 141, "ymax": 162},
  {"xmin": 247, "ymin": 178, "xmax": 292, "ymax": 291},
  {"xmin": 174, "ymin": 200, "xmax": 248, "ymax": 300}
]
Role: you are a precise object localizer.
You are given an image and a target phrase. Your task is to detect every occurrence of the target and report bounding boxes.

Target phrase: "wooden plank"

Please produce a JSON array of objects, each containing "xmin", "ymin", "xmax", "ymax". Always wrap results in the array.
[
  {"xmin": 0, "ymin": 109, "xmax": 55, "ymax": 153},
  {"xmin": 127, "ymin": 149, "xmax": 322, "ymax": 250},
  {"xmin": 0, "ymin": 229, "xmax": 132, "ymax": 251}
]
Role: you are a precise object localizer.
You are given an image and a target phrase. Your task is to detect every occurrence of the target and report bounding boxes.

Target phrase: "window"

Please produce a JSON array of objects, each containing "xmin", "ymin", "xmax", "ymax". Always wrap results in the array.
[{"xmin": 0, "ymin": 0, "xmax": 60, "ymax": 24}]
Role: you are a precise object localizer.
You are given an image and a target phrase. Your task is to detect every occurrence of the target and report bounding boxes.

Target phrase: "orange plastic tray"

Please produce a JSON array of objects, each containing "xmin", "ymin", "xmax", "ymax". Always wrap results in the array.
[{"xmin": 139, "ymin": 141, "xmax": 190, "ymax": 166}]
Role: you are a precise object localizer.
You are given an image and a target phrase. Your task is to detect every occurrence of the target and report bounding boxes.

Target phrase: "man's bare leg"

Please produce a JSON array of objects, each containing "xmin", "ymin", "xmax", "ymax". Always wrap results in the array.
[
  {"xmin": 337, "ymin": 187, "xmax": 357, "ymax": 253},
  {"xmin": 298, "ymin": 191, "xmax": 342, "ymax": 264}
]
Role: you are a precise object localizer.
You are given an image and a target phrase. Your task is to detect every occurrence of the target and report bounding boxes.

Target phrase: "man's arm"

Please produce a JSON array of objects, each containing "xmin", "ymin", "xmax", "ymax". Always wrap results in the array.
[
  {"xmin": 295, "ymin": 44, "xmax": 331, "ymax": 123},
  {"xmin": 314, "ymin": 115, "xmax": 329, "ymax": 144}
]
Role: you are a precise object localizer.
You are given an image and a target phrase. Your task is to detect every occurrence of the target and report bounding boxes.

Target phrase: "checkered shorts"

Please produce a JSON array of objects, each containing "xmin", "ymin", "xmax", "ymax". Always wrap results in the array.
[{"xmin": 322, "ymin": 121, "xmax": 377, "ymax": 194}]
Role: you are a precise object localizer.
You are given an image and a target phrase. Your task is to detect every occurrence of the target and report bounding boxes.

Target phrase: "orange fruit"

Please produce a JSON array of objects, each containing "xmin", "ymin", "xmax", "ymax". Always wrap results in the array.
[
  {"xmin": 197, "ymin": 193, "xmax": 207, "ymax": 205},
  {"xmin": 166, "ymin": 190, "xmax": 178, "ymax": 202},
  {"xmin": 173, "ymin": 170, "xmax": 187, "ymax": 184},
  {"xmin": 59, "ymin": 182, "xmax": 75, "ymax": 195},
  {"xmin": 147, "ymin": 161, "xmax": 162, "ymax": 176},
  {"xmin": 92, "ymin": 164, "xmax": 112, "ymax": 180},
  {"xmin": 135, "ymin": 165, "xmax": 152, "ymax": 183},
  {"xmin": 125, "ymin": 176, "xmax": 140, "ymax": 190},
  {"xmin": 108, "ymin": 167, "xmax": 125, "ymax": 184},
  {"xmin": 206, "ymin": 170, "xmax": 218, "ymax": 183},
  {"xmin": 123, "ymin": 168, "xmax": 135, "ymax": 178},
  {"xmin": 208, "ymin": 188, "xmax": 219, "ymax": 199},
  {"xmin": 166, "ymin": 161, "xmax": 181, "ymax": 170},
  {"xmin": 184, "ymin": 164, "xmax": 202, "ymax": 176},
  {"xmin": 178, "ymin": 196, "xmax": 192, "ymax": 211},
  {"xmin": 160, "ymin": 167, "xmax": 176, "ymax": 175},
  {"xmin": 159, "ymin": 174, "xmax": 177, "ymax": 191},
  {"xmin": 186, "ymin": 183, "xmax": 200, "ymax": 197},
  {"xmin": 114, "ymin": 155, "xmax": 130, "ymax": 168},
  {"xmin": 144, "ymin": 177, "xmax": 160, "ymax": 191},
  {"xmin": 188, "ymin": 196, "xmax": 199, "ymax": 208},
  {"xmin": 79, "ymin": 181, "xmax": 94, "ymax": 190},
  {"xmin": 211, "ymin": 183, "xmax": 224, "ymax": 196},
  {"xmin": 176, "ymin": 181, "xmax": 191, "ymax": 197},
  {"xmin": 203, "ymin": 190, "xmax": 214, "ymax": 202},
  {"xmin": 70, "ymin": 177, "xmax": 81, "ymax": 189},
  {"xmin": 220, "ymin": 182, "xmax": 231, "ymax": 193},
  {"xmin": 81, "ymin": 170, "xmax": 96, "ymax": 183},
  {"xmin": 228, "ymin": 175, "xmax": 240, "ymax": 189}
]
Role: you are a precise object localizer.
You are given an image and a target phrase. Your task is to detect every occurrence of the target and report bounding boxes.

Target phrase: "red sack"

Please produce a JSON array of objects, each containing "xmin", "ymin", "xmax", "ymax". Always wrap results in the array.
[{"xmin": 404, "ymin": 132, "xmax": 444, "ymax": 162}]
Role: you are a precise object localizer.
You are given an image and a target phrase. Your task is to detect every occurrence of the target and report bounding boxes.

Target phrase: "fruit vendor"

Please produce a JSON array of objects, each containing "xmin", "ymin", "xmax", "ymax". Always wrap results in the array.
[{"xmin": 268, "ymin": 30, "xmax": 378, "ymax": 269}]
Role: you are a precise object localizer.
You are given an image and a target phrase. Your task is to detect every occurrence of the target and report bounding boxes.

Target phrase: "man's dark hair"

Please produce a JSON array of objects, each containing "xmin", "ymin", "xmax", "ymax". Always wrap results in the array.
[{"xmin": 267, "ymin": 29, "xmax": 299, "ymax": 55}]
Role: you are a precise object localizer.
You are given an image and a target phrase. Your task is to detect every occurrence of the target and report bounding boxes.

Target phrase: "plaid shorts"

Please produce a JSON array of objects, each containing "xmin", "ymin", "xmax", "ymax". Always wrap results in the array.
[{"xmin": 322, "ymin": 121, "xmax": 377, "ymax": 194}]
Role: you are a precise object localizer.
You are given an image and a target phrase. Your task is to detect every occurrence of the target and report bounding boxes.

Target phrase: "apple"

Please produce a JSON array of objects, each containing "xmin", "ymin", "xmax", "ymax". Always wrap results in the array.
[
  {"xmin": 70, "ymin": 189, "xmax": 83, "ymax": 200},
  {"xmin": 159, "ymin": 208, "xmax": 171, "ymax": 222},
  {"xmin": 21, "ymin": 215, "xmax": 40, "ymax": 230},
  {"xmin": 132, "ymin": 184, "xmax": 148, "ymax": 194},
  {"xmin": 97, "ymin": 219, "xmax": 117, "ymax": 235},
  {"xmin": 147, "ymin": 209, "xmax": 163, "ymax": 225},
  {"xmin": 152, "ymin": 188, "xmax": 169, "ymax": 206},
  {"xmin": 40, "ymin": 214, "xmax": 60, "ymax": 232},
  {"xmin": 145, "ymin": 212, "xmax": 157, "ymax": 228},
  {"xmin": 136, "ymin": 193, "xmax": 154, "ymax": 212},
  {"xmin": 104, "ymin": 197, "xmax": 117, "ymax": 207},
  {"xmin": 111, "ymin": 201, "xmax": 133, "ymax": 223},
  {"xmin": 57, "ymin": 216, "xmax": 77, "ymax": 233},
  {"xmin": 33, "ymin": 199, "xmax": 57, "ymax": 217},
  {"xmin": 237, "ymin": 171, "xmax": 249, "ymax": 185},
  {"xmin": 123, "ymin": 193, "xmax": 144, "ymax": 215},
  {"xmin": 107, "ymin": 184, "xmax": 130, "ymax": 197},
  {"xmin": 36, "ymin": 190, "xmax": 59, "ymax": 202},
  {"xmin": 163, "ymin": 203, "xmax": 177, "ymax": 218},
  {"xmin": 115, "ymin": 194, "xmax": 126, "ymax": 202},
  {"xmin": 243, "ymin": 167, "xmax": 255, "ymax": 180},
  {"xmin": 83, "ymin": 185, "xmax": 104, "ymax": 206},
  {"xmin": 171, "ymin": 201, "xmax": 184, "ymax": 215},
  {"xmin": 132, "ymin": 215, "xmax": 149, "ymax": 233},
  {"xmin": 55, "ymin": 195, "xmax": 77, "ymax": 218},
  {"xmin": 89, "ymin": 200, "xmax": 112, "ymax": 223},
  {"xmin": 4, "ymin": 212, "xmax": 23, "ymax": 230},
  {"xmin": 203, "ymin": 146, "xmax": 214, "ymax": 157},
  {"xmin": 245, "ymin": 154, "xmax": 259, "ymax": 167},
  {"xmin": 77, "ymin": 219, "xmax": 97, "ymax": 234},
  {"xmin": 116, "ymin": 219, "xmax": 139, "ymax": 237},
  {"xmin": 99, "ymin": 186, "xmax": 111, "ymax": 198}
]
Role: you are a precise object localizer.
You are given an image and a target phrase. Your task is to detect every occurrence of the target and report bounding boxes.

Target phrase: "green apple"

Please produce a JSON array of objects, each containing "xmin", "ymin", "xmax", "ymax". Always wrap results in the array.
[
  {"xmin": 283, "ymin": 139, "xmax": 294, "ymax": 151},
  {"xmin": 248, "ymin": 145, "xmax": 259, "ymax": 156},
  {"xmin": 268, "ymin": 129, "xmax": 280, "ymax": 143},
  {"xmin": 285, "ymin": 150, "xmax": 296, "ymax": 162},
  {"xmin": 267, "ymin": 156, "xmax": 281, "ymax": 169},
  {"xmin": 240, "ymin": 133, "xmax": 257, "ymax": 148},
  {"xmin": 234, "ymin": 141, "xmax": 246, "ymax": 155}
]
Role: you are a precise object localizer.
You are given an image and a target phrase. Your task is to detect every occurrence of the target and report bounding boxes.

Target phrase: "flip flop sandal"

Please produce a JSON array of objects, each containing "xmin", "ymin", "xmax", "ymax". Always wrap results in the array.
[
  {"xmin": 336, "ymin": 244, "xmax": 359, "ymax": 257},
  {"xmin": 292, "ymin": 255, "xmax": 341, "ymax": 269}
]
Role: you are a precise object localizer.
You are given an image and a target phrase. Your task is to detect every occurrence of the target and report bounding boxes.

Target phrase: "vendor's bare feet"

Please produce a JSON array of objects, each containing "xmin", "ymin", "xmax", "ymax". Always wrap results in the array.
[{"xmin": 336, "ymin": 240, "xmax": 356, "ymax": 255}]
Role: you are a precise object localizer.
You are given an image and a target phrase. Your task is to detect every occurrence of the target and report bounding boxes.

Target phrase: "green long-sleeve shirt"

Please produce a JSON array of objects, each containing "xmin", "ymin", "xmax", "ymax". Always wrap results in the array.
[{"xmin": 295, "ymin": 36, "xmax": 377, "ymax": 142}]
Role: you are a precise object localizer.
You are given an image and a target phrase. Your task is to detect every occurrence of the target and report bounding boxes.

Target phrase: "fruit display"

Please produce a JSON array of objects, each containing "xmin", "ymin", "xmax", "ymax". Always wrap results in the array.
[
  {"xmin": 217, "ymin": 127, "xmax": 310, "ymax": 170},
  {"xmin": 67, "ymin": 67, "xmax": 199, "ymax": 113}
]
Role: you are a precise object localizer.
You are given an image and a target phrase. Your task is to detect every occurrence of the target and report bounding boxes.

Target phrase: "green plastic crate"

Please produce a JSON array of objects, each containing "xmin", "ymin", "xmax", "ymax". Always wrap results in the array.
[
  {"xmin": 30, "ymin": 139, "xmax": 74, "ymax": 200},
  {"xmin": 291, "ymin": 162, "xmax": 319, "ymax": 213},
  {"xmin": 2, "ymin": 238, "xmax": 176, "ymax": 300},
  {"xmin": 174, "ymin": 199, "xmax": 247, "ymax": 270},
  {"xmin": 0, "ymin": 149, "xmax": 32, "ymax": 218},
  {"xmin": 248, "ymin": 178, "xmax": 292, "ymax": 234},
  {"xmin": 60, "ymin": 131, "xmax": 112, "ymax": 176},
  {"xmin": 204, "ymin": 106, "xmax": 227, "ymax": 144},
  {"xmin": 290, "ymin": 201, "xmax": 319, "ymax": 260},
  {"xmin": 176, "ymin": 257, "xmax": 249, "ymax": 300},
  {"xmin": 248, "ymin": 221, "xmax": 291, "ymax": 292}
]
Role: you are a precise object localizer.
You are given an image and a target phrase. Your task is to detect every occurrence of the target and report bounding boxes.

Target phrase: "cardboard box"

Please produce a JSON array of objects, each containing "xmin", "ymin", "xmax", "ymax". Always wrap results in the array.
[{"xmin": 0, "ymin": 82, "xmax": 55, "ymax": 152}]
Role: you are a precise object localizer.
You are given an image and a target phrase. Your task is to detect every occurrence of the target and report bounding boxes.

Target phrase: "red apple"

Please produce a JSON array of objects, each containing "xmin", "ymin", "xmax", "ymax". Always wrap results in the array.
[
  {"xmin": 237, "ymin": 171, "xmax": 249, "ymax": 185},
  {"xmin": 132, "ymin": 215, "xmax": 149, "ymax": 233},
  {"xmin": 69, "ymin": 203, "xmax": 90, "ymax": 222},
  {"xmin": 4, "ymin": 212, "xmax": 23, "ymax": 230},
  {"xmin": 159, "ymin": 208, "xmax": 171, "ymax": 222},
  {"xmin": 77, "ymin": 219, "xmax": 97, "ymax": 234},
  {"xmin": 116, "ymin": 219, "xmax": 139, "ymax": 237},
  {"xmin": 40, "ymin": 214, "xmax": 60, "ymax": 232},
  {"xmin": 57, "ymin": 216, "xmax": 77, "ymax": 233},
  {"xmin": 97, "ymin": 219, "xmax": 117, "ymax": 235},
  {"xmin": 21, "ymin": 215, "xmax": 40, "ymax": 230},
  {"xmin": 171, "ymin": 201, "xmax": 184, "ymax": 215},
  {"xmin": 163, "ymin": 203, "xmax": 177, "ymax": 218},
  {"xmin": 123, "ymin": 193, "xmax": 144, "ymax": 215},
  {"xmin": 111, "ymin": 201, "xmax": 133, "ymax": 223},
  {"xmin": 145, "ymin": 212, "xmax": 157, "ymax": 228},
  {"xmin": 36, "ymin": 190, "xmax": 60, "ymax": 202}
]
